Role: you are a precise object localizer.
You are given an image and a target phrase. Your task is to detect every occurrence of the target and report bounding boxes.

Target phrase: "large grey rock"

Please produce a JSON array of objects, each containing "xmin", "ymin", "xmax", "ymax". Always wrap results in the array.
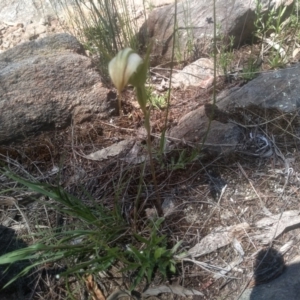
[
  {"xmin": 139, "ymin": 0, "xmax": 293, "ymax": 65},
  {"xmin": 168, "ymin": 106, "xmax": 243, "ymax": 155},
  {"xmin": 217, "ymin": 63, "xmax": 300, "ymax": 113},
  {"xmin": 168, "ymin": 63, "xmax": 300, "ymax": 156},
  {"xmin": 0, "ymin": 33, "xmax": 117, "ymax": 144}
]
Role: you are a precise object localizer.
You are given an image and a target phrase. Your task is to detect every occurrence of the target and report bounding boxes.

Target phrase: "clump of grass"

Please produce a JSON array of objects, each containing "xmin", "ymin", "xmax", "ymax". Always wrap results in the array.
[
  {"xmin": 241, "ymin": 56, "xmax": 261, "ymax": 82},
  {"xmin": 54, "ymin": 0, "xmax": 140, "ymax": 80},
  {"xmin": 174, "ymin": 0, "xmax": 195, "ymax": 63},
  {"xmin": 146, "ymin": 86, "xmax": 168, "ymax": 110},
  {"xmin": 0, "ymin": 170, "xmax": 185, "ymax": 292},
  {"xmin": 212, "ymin": 0, "xmax": 300, "ymax": 82},
  {"xmin": 253, "ymin": 0, "xmax": 300, "ymax": 70},
  {"xmin": 216, "ymin": 31, "xmax": 235, "ymax": 77}
]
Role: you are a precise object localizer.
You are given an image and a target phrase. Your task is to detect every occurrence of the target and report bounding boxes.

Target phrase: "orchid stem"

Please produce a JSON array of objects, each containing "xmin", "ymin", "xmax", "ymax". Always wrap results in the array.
[
  {"xmin": 117, "ymin": 92, "xmax": 122, "ymax": 116},
  {"xmin": 144, "ymin": 113, "xmax": 163, "ymax": 217},
  {"xmin": 136, "ymin": 84, "xmax": 163, "ymax": 216}
]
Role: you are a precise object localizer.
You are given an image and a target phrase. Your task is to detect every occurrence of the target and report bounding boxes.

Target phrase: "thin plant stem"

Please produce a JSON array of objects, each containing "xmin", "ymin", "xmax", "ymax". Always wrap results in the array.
[
  {"xmin": 117, "ymin": 92, "xmax": 122, "ymax": 115},
  {"xmin": 145, "ymin": 115, "xmax": 163, "ymax": 217},
  {"xmin": 199, "ymin": 0, "xmax": 217, "ymax": 150},
  {"xmin": 134, "ymin": 162, "xmax": 146, "ymax": 232},
  {"xmin": 135, "ymin": 84, "xmax": 163, "ymax": 216},
  {"xmin": 162, "ymin": 0, "xmax": 177, "ymax": 137}
]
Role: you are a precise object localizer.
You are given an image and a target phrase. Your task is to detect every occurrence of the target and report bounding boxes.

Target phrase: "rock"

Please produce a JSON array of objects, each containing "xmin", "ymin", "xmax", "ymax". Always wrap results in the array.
[
  {"xmin": 139, "ymin": 0, "xmax": 293, "ymax": 65},
  {"xmin": 0, "ymin": 0, "xmax": 70, "ymax": 25},
  {"xmin": 0, "ymin": 0, "xmax": 73, "ymax": 26},
  {"xmin": 0, "ymin": 33, "xmax": 117, "ymax": 145},
  {"xmin": 168, "ymin": 106, "xmax": 243, "ymax": 155},
  {"xmin": 24, "ymin": 23, "xmax": 47, "ymax": 40},
  {"xmin": 171, "ymin": 57, "xmax": 217, "ymax": 89},
  {"xmin": 217, "ymin": 63, "xmax": 300, "ymax": 113},
  {"xmin": 0, "ymin": 0, "xmax": 176, "ymax": 53},
  {"xmin": 0, "ymin": 18, "xmax": 65, "ymax": 52},
  {"xmin": 169, "ymin": 63, "xmax": 300, "ymax": 157},
  {"xmin": 0, "ymin": 0, "xmax": 176, "ymax": 37},
  {"xmin": 239, "ymin": 255, "xmax": 300, "ymax": 300},
  {"xmin": 169, "ymin": 61, "xmax": 300, "ymax": 155}
]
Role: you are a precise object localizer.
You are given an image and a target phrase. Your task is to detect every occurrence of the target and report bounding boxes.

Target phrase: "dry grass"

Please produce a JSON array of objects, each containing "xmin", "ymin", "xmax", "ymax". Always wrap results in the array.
[{"xmin": 1, "ymin": 56, "xmax": 300, "ymax": 299}]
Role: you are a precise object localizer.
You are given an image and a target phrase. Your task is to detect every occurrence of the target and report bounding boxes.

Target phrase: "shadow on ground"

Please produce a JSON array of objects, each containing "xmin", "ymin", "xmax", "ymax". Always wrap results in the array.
[
  {"xmin": 240, "ymin": 247, "xmax": 300, "ymax": 300},
  {"xmin": 0, "ymin": 225, "xmax": 32, "ymax": 299}
]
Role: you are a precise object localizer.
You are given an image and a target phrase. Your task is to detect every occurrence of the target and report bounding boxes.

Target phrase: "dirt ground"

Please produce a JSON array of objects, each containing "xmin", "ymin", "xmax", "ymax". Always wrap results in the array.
[{"xmin": 1, "ymin": 52, "xmax": 300, "ymax": 299}]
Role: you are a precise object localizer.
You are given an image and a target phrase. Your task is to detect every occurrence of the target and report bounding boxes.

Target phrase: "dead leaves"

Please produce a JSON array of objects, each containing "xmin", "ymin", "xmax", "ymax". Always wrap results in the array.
[
  {"xmin": 84, "ymin": 274, "xmax": 105, "ymax": 300},
  {"xmin": 84, "ymin": 140, "xmax": 145, "ymax": 164},
  {"xmin": 143, "ymin": 284, "xmax": 203, "ymax": 297},
  {"xmin": 84, "ymin": 140, "xmax": 135, "ymax": 161},
  {"xmin": 84, "ymin": 275, "xmax": 203, "ymax": 299},
  {"xmin": 107, "ymin": 285, "xmax": 203, "ymax": 299},
  {"xmin": 177, "ymin": 210, "xmax": 300, "ymax": 281},
  {"xmin": 187, "ymin": 222, "xmax": 250, "ymax": 258},
  {"xmin": 185, "ymin": 210, "xmax": 300, "ymax": 260},
  {"xmin": 253, "ymin": 210, "xmax": 300, "ymax": 244}
]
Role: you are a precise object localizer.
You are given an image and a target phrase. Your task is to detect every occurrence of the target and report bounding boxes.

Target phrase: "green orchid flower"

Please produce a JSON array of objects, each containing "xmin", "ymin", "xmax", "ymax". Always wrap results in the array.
[{"xmin": 108, "ymin": 48, "xmax": 143, "ymax": 114}]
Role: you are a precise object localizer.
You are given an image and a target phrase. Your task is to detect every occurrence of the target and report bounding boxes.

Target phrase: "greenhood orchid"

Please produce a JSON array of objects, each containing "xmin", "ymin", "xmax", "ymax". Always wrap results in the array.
[
  {"xmin": 108, "ymin": 48, "xmax": 143, "ymax": 114},
  {"xmin": 108, "ymin": 47, "xmax": 163, "ymax": 216}
]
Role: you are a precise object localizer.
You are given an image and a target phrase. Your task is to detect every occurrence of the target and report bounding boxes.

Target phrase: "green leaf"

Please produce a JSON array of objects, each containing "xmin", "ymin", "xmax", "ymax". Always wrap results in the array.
[
  {"xmin": 0, "ymin": 243, "xmax": 47, "ymax": 264},
  {"xmin": 129, "ymin": 44, "xmax": 151, "ymax": 88},
  {"xmin": 171, "ymin": 241, "xmax": 182, "ymax": 254},
  {"xmin": 154, "ymin": 247, "xmax": 165, "ymax": 259},
  {"xmin": 174, "ymin": 251, "xmax": 188, "ymax": 260},
  {"xmin": 158, "ymin": 264, "xmax": 167, "ymax": 278},
  {"xmin": 146, "ymin": 266, "xmax": 154, "ymax": 283},
  {"xmin": 150, "ymin": 234, "xmax": 165, "ymax": 246},
  {"xmin": 130, "ymin": 266, "xmax": 146, "ymax": 291},
  {"xmin": 134, "ymin": 233, "xmax": 150, "ymax": 245},
  {"xmin": 127, "ymin": 246, "xmax": 144, "ymax": 262},
  {"xmin": 169, "ymin": 263, "xmax": 176, "ymax": 273},
  {"xmin": 154, "ymin": 217, "xmax": 165, "ymax": 228},
  {"xmin": 120, "ymin": 262, "xmax": 140, "ymax": 273}
]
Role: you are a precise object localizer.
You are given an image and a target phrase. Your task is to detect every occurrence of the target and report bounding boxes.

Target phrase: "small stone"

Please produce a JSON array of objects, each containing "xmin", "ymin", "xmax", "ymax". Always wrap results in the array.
[
  {"xmin": 24, "ymin": 23, "xmax": 47, "ymax": 40},
  {"xmin": 6, "ymin": 25, "xmax": 18, "ymax": 34},
  {"xmin": 2, "ymin": 40, "xmax": 10, "ymax": 48}
]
